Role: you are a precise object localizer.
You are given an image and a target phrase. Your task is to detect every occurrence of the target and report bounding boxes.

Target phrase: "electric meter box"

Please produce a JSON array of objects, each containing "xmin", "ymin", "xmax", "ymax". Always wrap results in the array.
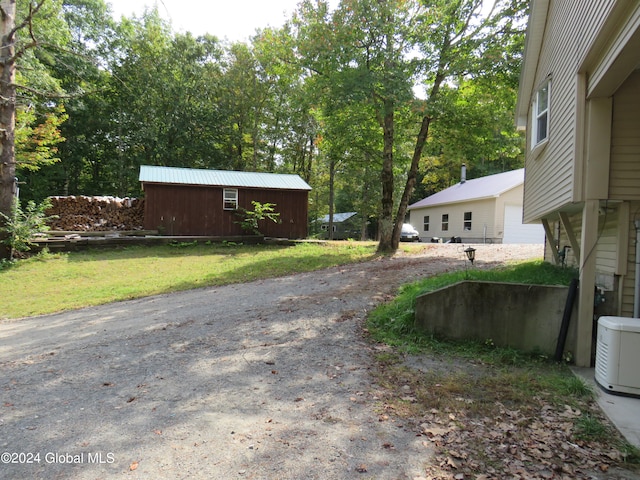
[{"xmin": 595, "ymin": 316, "xmax": 640, "ymax": 396}]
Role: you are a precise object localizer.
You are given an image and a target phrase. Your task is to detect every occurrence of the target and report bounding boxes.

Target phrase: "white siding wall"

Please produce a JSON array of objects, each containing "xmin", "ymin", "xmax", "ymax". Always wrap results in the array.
[
  {"xmin": 547, "ymin": 209, "xmax": 619, "ymax": 273},
  {"xmin": 610, "ymin": 71, "xmax": 640, "ymax": 200},
  {"xmin": 610, "ymin": 72, "xmax": 640, "ymax": 317},
  {"xmin": 622, "ymin": 201, "xmax": 640, "ymax": 317},
  {"xmin": 524, "ymin": 0, "xmax": 617, "ymax": 223},
  {"xmin": 547, "ymin": 204, "xmax": 632, "ymax": 314},
  {"xmin": 597, "ymin": 208, "xmax": 624, "ymax": 276},
  {"xmin": 409, "ymin": 198, "xmax": 497, "ymax": 243}
]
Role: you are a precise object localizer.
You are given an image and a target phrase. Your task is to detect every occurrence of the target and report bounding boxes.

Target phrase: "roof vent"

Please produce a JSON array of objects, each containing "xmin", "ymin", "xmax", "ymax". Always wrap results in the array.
[{"xmin": 461, "ymin": 164, "xmax": 466, "ymax": 184}]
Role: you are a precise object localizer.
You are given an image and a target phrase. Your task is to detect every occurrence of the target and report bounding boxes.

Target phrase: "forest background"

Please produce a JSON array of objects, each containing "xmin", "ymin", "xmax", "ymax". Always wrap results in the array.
[{"xmin": 4, "ymin": 0, "xmax": 528, "ymax": 251}]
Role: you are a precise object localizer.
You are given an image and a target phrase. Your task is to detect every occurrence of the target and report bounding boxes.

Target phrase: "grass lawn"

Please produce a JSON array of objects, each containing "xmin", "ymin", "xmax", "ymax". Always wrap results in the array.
[{"xmin": 0, "ymin": 241, "xmax": 390, "ymax": 319}]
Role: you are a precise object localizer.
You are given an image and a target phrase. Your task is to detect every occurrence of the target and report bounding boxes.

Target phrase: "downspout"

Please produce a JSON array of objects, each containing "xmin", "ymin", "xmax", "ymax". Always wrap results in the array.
[{"xmin": 634, "ymin": 220, "xmax": 640, "ymax": 317}]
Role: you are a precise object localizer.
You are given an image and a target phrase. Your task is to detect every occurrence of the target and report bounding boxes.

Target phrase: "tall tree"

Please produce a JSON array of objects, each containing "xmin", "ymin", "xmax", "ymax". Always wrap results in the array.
[
  {"xmin": 0, "ymin": 0, "xmax": 71, "ymax": 259},
  {"xmin": 98, "ymin": 11, "xmax": 228, "ymax": 194},
  {"xmin": 251, "ymin": 26, "xmax": 318, "ymax": 179},
  {"xmin": 291, "ymin": 0, "xmax": 526, "ymax": 252},
  {"xmin": 291, "ymin": 0, "xmax": 420, "ymax": 251},
  {"xmin": 395, "ymin": 0, "xmax": 527, "ymax": 246},
  {"xmin": 19, "ymin": 0, "xmax": 113, "ymax": 200},
  {"xmin": 0, "ymin": 0, "xmax": 17, "ymax": 259},
  {"xmin": 392, "ymin": 0, "xmax": 526, "ymax": 251}
]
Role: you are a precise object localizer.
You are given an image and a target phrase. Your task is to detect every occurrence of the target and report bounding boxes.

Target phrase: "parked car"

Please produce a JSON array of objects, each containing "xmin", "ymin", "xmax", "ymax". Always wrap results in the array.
[{"xmin": 400, "ymin": 223, "xmax": 420, "ymax": 242}]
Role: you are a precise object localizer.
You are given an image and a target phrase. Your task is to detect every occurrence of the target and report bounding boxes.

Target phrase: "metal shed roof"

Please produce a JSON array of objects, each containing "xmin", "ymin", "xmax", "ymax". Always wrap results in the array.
[
  {"xmin": 320, "ymin": 212, "xmax": 357, "ymax": 223},
  {"xmin": 408, "ymin": 169, "xmax": 524, "ymax": 209},
  {"xmin": 139, "ymin": 165, "xmax": 312, "ymax": 191}
]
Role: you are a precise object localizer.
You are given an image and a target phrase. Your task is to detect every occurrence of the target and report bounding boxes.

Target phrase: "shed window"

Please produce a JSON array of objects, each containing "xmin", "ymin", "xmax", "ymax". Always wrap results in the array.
[
  {"xmin": 532, "ymin": 80, "xmax": 550, "ymax": 147},
  {"xmin": 441, "ymin": 214, "xmax": 449, "ymax": 231},
  {"xmin": 423, "ymin": 215, "xmax": 429, "ymax": 232},
  {"xmin": 464, "ymin": 212, "xmax": 472, "ymax": 230},
  {"xmin": 223, "ymin": 188, "xmax": 238, "ymax": 210}
]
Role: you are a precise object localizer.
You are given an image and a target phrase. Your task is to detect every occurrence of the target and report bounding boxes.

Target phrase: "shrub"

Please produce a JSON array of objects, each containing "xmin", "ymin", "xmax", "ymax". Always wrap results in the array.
[
  {"xmin": 235, "ymin": 201, "xmax": 281, "ymax": 235},
  {"xmin": 0, "ymin": 198, "xmax": 56, "ymax": 257}
]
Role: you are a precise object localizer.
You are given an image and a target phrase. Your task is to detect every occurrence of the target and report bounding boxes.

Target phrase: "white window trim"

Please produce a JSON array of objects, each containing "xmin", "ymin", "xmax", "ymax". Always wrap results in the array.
[
  {"xmin": 423, "ymin": 215, "xmax": 430, "ymax": 232},
  {"xmin": 223, "ymin": 188, "xmax": 238, "ymax": 210},
  {"xmin": 531, "ymin": 80, "xmax": 550, "ymax": 148},
  {"xmin": 464, "ymin": 211, "xmax": 472, "ymax": 231},
  {"xmin": 441, "ymin": 213, "xmax": 449, "ymax": 232}
]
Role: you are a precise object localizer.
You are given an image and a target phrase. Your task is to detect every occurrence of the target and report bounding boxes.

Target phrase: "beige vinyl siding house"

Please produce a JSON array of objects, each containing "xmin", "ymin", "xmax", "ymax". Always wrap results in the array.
[
  {"xmin": 412, "ymin": 198, "xmax": 494, "ymax": 243},
  {"xmin": 516, "ymin": 0, "xmax": 640, "ymax": 366},
  {"xmin": 407, "ymin": 168, "xmax": 544, "ymax": 244}
]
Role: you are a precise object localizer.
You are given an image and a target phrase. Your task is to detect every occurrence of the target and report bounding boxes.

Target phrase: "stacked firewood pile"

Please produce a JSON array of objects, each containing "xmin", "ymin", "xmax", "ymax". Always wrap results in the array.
[{"xmin": 46, "ymin": 196, "xmax": 145, "ymax": 231}]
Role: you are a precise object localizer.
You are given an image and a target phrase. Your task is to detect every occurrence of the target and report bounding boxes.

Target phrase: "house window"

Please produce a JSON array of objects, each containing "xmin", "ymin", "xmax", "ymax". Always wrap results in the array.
[
  {"xmin": 441, "ymin": 214, "xmax": 449, "ymax": 231},
  {"xmin": 464, "ymin": 212, "xmax": 472, "ymax": 231},
  {"xmin": 423, "ymin": 215, "xmax": 429, "ymax": 232},
  {"xmin": 223, "ymin": 188, "xmax": 238, "ymax": 210},
  {"xmin": 532, "ymin": 80, "xmax": 550, "ymax": 146}
]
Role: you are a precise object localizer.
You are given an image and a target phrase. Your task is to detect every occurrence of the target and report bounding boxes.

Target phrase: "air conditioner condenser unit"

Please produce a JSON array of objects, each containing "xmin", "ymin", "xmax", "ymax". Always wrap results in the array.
[{"xmin": 595, "ymin": 316, "xmax": 640, "ymax": 396}]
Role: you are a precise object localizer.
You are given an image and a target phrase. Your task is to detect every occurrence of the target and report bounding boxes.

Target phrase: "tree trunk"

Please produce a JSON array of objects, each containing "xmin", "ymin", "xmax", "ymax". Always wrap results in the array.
[
  {"xmin": 391, "ymin": 67, "xmax": 444, "ymax": 251},
  {"xmin": 393, "ymin": 115, "xmax": 433, "ymax": 249},
  {"xmin": 0, "ymin": 0, "xmax": 16, "ymax": 260},
  {"xmin": 377, "ymin": 99, "xmax": 395, "ymax": 253},
  {"xmin": 328, "ymin": 158, "xmax": 335, "ymax": 240}
]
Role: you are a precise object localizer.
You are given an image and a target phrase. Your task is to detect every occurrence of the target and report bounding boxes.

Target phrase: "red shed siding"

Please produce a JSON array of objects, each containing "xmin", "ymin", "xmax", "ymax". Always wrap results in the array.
[{"xmin": 143, "ymin": 183, "xmax": 308, "ymax": 238}]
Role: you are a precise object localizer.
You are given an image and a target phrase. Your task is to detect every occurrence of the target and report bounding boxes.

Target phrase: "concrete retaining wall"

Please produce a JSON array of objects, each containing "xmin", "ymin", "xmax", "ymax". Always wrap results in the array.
[{"xmin": 414, "ymin": 281, "xmax": 578, "ymax": 357}]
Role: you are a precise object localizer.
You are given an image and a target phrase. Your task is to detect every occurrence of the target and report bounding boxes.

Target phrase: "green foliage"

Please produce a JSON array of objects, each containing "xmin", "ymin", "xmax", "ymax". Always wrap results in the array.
[
  {"xmin": 15, "ymin": 0, "xmax": 527, "ymax": 240},
  {"xmin": 575, "ymin": 413, "xmax": 612, "ymax": 442},
  {"xmin": 554, "ymin": 374, "xmax": 593, "ymax": 398},
  {"xmin": 289, "ymin": 0, "xmax": 528, "ymax": 251},
  {"xmin": 0, "ymin": 199, "xmax": 55, "ymax": 255},
  {"xmin": 168, "ymin": 240, "xmax": 199, "ymax": 248},
  {"xmin": 15, "ymin": 104, "xmax": 68, "ymax": 171},
  {"xmin": 235, "ymin": 201, "xmax": 281, "ymax": 235}
]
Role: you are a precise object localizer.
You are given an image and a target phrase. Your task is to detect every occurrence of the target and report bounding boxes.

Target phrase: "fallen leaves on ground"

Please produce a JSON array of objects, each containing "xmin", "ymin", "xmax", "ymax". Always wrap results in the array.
[
  {"xmin": 373, "ymin": 359, "xmax": 640, "ymax": 479},
  {"xmin": 419, "ymin": 402, "xmax": 625, "ymax": 479}
]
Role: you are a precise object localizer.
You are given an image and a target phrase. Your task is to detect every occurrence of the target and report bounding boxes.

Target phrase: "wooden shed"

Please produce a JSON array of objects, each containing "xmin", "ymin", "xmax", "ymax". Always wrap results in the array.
[
  {"xmin": 139, "ymin": 165, "xmax": 311, "ymax": 238},
  {"xmin": 319, "ymin": 212, "xmax": 362, "ymax": 240}
]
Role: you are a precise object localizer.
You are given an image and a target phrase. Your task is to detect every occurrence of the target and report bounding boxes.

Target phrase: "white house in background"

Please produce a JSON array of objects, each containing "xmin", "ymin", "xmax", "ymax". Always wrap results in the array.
[
  {"xmin": 407, "ymin": 166, "xmax": 544, "ymax": 244},
  {"xmin": 516, "ymin": 0, "xmax": 640, "ymax": 367}
]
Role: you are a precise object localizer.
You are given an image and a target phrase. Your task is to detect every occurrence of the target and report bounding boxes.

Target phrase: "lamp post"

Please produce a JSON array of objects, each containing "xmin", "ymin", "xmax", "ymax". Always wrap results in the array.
[
  {"xmin": 464, "ymin": 247, "xmax": 476, "ymax": 265},
  {"xmin": 463, "ymin": 246, "xmax": 476, "ymax": 279}
]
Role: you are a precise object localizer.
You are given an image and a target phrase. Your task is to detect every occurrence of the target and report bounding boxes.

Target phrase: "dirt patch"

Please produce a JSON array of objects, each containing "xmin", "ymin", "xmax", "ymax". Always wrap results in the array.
[{"xmin": 3, "ymin": 243, "xmax": 632, "ymax": 479}]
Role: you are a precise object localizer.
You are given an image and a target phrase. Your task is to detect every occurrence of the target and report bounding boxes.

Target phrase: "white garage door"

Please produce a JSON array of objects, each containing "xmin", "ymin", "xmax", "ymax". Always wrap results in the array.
[{"xmin": 503, "ymin": 205, "xmax": 545, "ymax": 244}]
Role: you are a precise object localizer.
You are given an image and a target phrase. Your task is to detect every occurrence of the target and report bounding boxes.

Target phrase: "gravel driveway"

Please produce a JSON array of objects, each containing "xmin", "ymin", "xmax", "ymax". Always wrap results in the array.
[{"xmin": 0, "ymin": 244, "xmax": 542, "ymax": 479}]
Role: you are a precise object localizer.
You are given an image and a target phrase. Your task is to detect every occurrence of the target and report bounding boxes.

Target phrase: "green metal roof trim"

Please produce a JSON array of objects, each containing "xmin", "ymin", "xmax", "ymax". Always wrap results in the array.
[{"xmin": 139, "ymin": 165, "xmax": 312, "ymax": 191}]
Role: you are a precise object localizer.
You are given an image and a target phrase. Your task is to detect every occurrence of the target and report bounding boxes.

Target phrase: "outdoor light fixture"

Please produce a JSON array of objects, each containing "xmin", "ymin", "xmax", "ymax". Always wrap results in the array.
[{"xmin": 465, "ymin": 247, "xmax": 476, "ymax": 265}]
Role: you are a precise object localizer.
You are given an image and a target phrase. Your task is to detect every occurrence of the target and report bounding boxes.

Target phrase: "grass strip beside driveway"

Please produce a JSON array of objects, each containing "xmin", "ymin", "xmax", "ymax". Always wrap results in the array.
[{"xmin": 1, "ymin": 241, "xmax": 381, "ymax": 319}]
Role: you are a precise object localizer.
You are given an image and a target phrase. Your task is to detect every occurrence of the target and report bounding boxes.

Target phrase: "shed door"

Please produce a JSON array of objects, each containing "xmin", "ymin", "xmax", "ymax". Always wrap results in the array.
[{"xmin": 503, "ymin": 205, "xmax": 545, "ymax": 244}]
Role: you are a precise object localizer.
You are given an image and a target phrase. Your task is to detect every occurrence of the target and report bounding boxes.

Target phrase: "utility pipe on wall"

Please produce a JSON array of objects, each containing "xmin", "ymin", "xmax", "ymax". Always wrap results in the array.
[{"xmin": 634, "ymin": 220, "xmax": 640, "ymax": 317}]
